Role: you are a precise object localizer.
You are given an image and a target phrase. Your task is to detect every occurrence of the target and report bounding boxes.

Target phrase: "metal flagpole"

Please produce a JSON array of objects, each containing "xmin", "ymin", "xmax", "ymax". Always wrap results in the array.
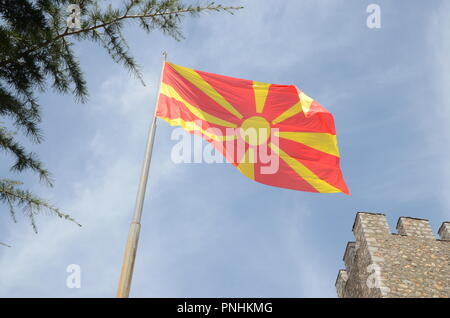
[{"xmin": 116, "ymin": 52, "xmax": 167, "ymax": 298}]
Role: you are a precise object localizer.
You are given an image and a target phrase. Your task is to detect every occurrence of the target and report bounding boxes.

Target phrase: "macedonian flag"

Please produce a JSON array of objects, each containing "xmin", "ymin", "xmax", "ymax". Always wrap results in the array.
[{"xmin": 156, "ymin": 62, "xmax": 349, "ymax": 194}]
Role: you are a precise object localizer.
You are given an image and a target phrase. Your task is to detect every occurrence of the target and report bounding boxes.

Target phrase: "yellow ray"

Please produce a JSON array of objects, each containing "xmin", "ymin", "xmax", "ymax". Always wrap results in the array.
[
  {"xmin": 271, "ymin": 91, "xmax": 314, "ymax": 125},
  {"xmin": 269, "ymin": 142, "xmax": 341, "ymax": 193},
  {"xmin": 169, "ymin": 63, "xmax": 243, "ymax": 120},
  {"xmin": 159, "ymin": 117, "xmax": 237, "ymax": 142},
  {"xmin": 237, "ymin": 147, "xmax": 255, "ymax": 180},
  {"xmin": 253, "ymin": 81, "xmax": 271, "ymax": 113},
  {"xmin": 161, "ymin": 83, "xmax": 237, "ymax": 128},
  {"xmin": 275, "ymin": 131, "xmax": 340, "ymax": 157},
  {"xmin": 271, "ymin": 101, "xmax": 301, "ymax": 125}
]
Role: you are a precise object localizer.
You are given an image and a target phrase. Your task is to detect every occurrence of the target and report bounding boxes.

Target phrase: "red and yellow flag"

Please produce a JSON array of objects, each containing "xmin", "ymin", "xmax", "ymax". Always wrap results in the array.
[{"xmin": 156, "ymin": 62, "xmax": 349, "ymax": 194}]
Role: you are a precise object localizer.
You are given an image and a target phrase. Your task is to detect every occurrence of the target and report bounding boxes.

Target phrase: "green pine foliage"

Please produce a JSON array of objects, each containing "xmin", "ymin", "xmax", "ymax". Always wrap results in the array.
[{"xmin": 0, "ymin": 0, "xmax": 242, "ymax": 237}]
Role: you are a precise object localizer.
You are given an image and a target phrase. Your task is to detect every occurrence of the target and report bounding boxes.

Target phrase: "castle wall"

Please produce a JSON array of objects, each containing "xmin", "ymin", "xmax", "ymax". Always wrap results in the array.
[{"xmin": 336, "ymin": 212, "xmax": 450, "ymax": 298}]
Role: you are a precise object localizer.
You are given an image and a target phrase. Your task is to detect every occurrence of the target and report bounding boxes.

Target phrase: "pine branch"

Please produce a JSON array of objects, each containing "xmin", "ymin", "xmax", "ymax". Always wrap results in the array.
[
  {"xmin": 0, "ymin": 126, "xmax": 52, "ymax": 185},
  {"xmin": 0, "ymin": 2, "xmax": 243, "ymax": 68},
  {"xmin": 0, "ymin": 178, "xmax": 81, "ymax": 233},
  {"xmin": 0, "ymin": 86, "xmax": 42, "ymax": 143},
  {"xmin": 61, "ymin": 39, "xmax": 88, "ymax": 101}
]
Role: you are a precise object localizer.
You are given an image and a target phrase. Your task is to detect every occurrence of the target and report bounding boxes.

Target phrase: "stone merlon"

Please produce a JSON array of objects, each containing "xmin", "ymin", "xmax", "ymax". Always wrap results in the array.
[
  {"xmin": 439, "ymin": 222, "xmax": 450, "ymax": 240},
  {"xmin": 396, "ymin": 217, "xmax": 434, "ymax": 239}
]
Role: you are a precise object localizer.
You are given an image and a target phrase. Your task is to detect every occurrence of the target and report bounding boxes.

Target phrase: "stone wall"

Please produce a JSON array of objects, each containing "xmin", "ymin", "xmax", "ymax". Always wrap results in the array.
[{"xmin": 336, "ymin": 212, "xmax": 450, "ymax": 298}]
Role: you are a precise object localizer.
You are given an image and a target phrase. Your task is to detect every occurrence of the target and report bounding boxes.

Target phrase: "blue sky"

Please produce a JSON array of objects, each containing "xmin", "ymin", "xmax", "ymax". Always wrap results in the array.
[{"xmin": 1, "ymin": 0, "xmax": 449, "ymax": 297}]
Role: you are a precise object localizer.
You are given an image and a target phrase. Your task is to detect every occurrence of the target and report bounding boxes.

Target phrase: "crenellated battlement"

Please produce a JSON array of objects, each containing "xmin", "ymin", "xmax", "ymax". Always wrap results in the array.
[
  {"xmin": 336, "ymin": 212, "xmax": 450, "ymax": 298},
  {"xmin": 351, "ymin": 211, "xmax": 449, "ymax": 240}
]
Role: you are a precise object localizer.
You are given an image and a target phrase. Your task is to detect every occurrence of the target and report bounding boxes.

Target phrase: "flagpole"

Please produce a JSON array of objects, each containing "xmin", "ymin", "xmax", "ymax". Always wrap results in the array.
[{"xmin": 116, "ymin": 52, "xmax": 167, "ymax": 298}]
